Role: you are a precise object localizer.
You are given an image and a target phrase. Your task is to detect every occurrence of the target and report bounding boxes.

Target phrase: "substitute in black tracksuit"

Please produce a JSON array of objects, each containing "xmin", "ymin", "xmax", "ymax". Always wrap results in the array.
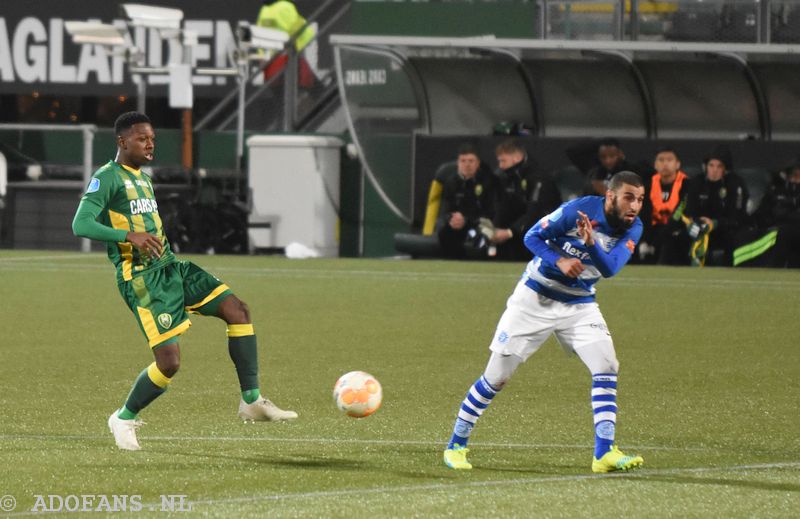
[
  {"xmin": 435, "ymin": 144, "xmax": 497, "ymax": 259},
  {"xmin": 684, "ymin": 146, "xmax": 749, "ymax": 266},
  {"xmin": 491, "ymin": 140, "xmax": 562, "ymax": 262}
]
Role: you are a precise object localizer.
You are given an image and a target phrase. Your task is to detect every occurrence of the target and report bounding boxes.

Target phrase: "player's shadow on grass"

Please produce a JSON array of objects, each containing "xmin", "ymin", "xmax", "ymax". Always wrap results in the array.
[
  {"xmin": 164, "ymin": 449, "xmax": 375, "ymax": 472},
  {"xmin": 477, "ymin": 465, "xmax": 581, "ymax": 475},
  {"xmin": 162, "ymin": 448, "xmax": 433, "ymax": 480},
  {"xmin": 638, "ymin": 474, "xmax": 800, "ymax": 493},
  {"xmin": 180, "ymin": 451, "xmax": 370, "ymax": 471}
]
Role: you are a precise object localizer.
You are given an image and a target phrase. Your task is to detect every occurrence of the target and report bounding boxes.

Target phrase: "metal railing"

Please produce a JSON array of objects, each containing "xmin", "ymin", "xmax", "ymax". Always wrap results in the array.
[
  {"xmin": 194, "ymin": 0, "xmax": 351, "ymax": 134},
  {"xmin": 0, "ymin": 123, "xmax": 97, "ymax": 252}
]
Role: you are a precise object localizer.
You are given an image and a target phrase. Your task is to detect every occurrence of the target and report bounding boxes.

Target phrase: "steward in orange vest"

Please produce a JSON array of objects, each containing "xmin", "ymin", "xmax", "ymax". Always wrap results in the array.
[
  {"xmin": 639, "ymin": 147, "xmax": 691, "ymax": 265},
  {"xmin": 650, "ymin": 170, "xmax": 688, "ymax": 226}
]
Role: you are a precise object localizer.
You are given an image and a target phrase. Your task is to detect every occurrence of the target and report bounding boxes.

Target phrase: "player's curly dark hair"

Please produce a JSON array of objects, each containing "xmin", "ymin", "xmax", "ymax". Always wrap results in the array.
[
  {"xmin": 114, "ymin": 112, "xmax": 151, "ymax": 136},
  {"xmin": 609, "ymin": 170, "xmax": 643, "ymax": 190}
]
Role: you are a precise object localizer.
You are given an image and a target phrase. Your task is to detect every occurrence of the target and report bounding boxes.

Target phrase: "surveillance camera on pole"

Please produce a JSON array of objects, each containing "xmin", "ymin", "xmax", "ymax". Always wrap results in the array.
[
  {"xmin": 121, "ymin": 3, "xmax": 183, "ymax": 31},
  {"xmin": 67, "ymin": 4, "xmax": 253, "ymax": 174},
  {"xmin": 64, "ymin": 21, "xmax": 128, "ymax": 47},
  {"xmin": 237, "ymin": 21, "xmax": 289, "ymax": 58}
]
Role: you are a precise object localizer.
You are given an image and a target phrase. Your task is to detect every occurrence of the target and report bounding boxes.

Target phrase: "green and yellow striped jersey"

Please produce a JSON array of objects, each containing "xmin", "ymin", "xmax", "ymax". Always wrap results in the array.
[{"xmin": 76, "ymin": 160, "xmax": 176, "ymax": 283}]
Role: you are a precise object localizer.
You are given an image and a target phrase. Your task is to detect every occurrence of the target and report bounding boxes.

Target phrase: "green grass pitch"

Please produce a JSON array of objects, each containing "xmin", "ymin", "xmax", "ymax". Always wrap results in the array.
[{"xmin": 1, "ymin": 251, "xmax": 799, "ymax": 517}]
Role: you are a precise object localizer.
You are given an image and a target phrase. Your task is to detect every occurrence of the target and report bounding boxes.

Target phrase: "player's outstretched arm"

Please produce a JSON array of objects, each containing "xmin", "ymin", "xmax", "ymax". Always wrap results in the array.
[{"xmin": 584, "ymin": 243, "xmax": 632, "ymax": 278}]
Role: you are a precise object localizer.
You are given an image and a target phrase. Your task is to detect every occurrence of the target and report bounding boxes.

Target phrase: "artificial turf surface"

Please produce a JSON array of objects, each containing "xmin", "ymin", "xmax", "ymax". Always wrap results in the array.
[{"xmin": 1, "ymin": 251, "xmax": 798, "ymax": 517}]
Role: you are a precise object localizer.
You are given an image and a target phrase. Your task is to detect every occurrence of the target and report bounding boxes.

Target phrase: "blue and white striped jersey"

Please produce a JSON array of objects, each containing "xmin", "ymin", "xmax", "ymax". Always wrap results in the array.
[{"xmin": 522, "ymin": 196, "xmax": 642, "ymax": 304}]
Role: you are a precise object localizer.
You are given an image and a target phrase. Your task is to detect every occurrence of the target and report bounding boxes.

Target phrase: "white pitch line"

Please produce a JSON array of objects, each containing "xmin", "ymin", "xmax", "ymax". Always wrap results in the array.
[
  {"xmin": 7, "ymin": 461, "xmax": 798, "ymax": 517},
  {"xmin": 2, "ymin": 256, "xmax": 799, "ymax": 289},
  {"xmin": 186, "ymin": 461, "xmax": 800, "ymax": 507},
  {"xmin": 0, "ymin": 254, "xmax": 95, "ymax": 263},
  {"xmin": 0, "ymin": 433, "xmax": 751, "ymax": 453}
]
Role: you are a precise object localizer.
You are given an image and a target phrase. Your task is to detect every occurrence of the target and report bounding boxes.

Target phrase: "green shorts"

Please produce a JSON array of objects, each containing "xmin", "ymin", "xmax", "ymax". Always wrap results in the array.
[{"xmin": 118, "ymin": 260, "xmax": 232, "ymax": 348}]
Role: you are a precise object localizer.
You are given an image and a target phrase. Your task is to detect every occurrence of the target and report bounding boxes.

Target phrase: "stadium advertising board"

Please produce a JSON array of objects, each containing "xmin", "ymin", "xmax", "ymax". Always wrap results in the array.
[{"xmin": 0, "ymin": 0, "xmax": 318, "ymax": 97}]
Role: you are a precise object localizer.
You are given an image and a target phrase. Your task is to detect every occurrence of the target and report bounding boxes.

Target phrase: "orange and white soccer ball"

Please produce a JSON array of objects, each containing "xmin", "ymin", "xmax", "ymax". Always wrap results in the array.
[{"xmin": 333, "ymin": 371, "xmax": 382, "ymax": 418}]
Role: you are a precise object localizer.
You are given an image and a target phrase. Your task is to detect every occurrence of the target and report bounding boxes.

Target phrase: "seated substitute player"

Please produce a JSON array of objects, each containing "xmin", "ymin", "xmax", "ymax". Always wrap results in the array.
[
  {"xmin": 443, "ymin": 171, "xmax": 646, "ymax": 473},
  {"xmin": 72, "ymin": 112, "xmax": 297, "ymax": 451},
  {"xmin": 490, "ymin": 139, "xmax": 562, "ymax": 261},
  {"xmin": 433, "ymin": 143, "xmax": 496, "ymax": 259}
]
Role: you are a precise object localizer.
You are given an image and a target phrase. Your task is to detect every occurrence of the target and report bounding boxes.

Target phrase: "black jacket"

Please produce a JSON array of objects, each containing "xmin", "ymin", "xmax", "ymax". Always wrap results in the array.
[
  {"xmin": 756, "ymin": 173, "xmax": 800, "ymax": 228},
  {"xmin": 684, "ymin": 172, "xmax": 749, "ymax": 235},
  {"xmin": 493, "ymin": 160, "xmax": 562, "ymax": 237},
  {"xmin": 438, "ymin": 165, "xmax": 496, "ymax": 230}
]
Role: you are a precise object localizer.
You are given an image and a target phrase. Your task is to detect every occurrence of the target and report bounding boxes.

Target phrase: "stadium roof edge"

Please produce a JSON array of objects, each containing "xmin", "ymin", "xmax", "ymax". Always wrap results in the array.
[{"xmin": 329, "ymin": 35, "xmax": 800, "ymax": 56}]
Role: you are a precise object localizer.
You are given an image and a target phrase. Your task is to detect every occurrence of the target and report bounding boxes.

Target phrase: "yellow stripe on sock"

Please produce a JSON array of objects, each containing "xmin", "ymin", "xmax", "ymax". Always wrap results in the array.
[
  {"xmin": 185, "ymin": 284, "xmax": 230, "ymax": 312},
  {"xmin": 147, "ymin": 362, "xmax": 172, "ymax": 388},
  {"xmin": 227, "ymin": 324, "xmax": 254, "ymax": 337}
]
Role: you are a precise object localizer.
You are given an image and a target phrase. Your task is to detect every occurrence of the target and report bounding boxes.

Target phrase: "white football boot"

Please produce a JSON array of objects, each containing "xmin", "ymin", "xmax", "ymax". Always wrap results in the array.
[
  {"xmin": 108, "ymin": 410, "xmax": 144, "ymax": 451},
  {"xmin": 238, "ymin": 397, "xmax": 298, "ymax": 422}
]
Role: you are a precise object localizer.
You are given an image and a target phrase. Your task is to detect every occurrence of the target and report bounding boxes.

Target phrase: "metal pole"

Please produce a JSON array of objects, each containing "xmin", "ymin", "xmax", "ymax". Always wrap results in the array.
[
  {"xmin": 283, "ymin": 47, "xmax": 298, "ymax": 132},
  {"xmin": 758, "ymin": 0, "xmax": 771, "ymax": 43},
  {"xmin": 615, "ymin": 0, "xmax": 625, "ymax": 40},
  {"xmin": 540, "ymin": 0, "xmax": 548, "ymax": 40},
  {"xmin": 630, "ymin": 0, "xmax": 640, "ymax": 41},
  {"xmin": 81, "ymin": 126, "xmax": 94, "ymax": 253},
  {"xmin": 136, "ymin": 75, "xmax": 146, "ymax": 113},
  {"xmin": 181, "ymin": 110, "xmax": 192, "ymax": 170},
  {"xmin": 236, "ymin": 61, "xmax": 246, "ymax": 176}
]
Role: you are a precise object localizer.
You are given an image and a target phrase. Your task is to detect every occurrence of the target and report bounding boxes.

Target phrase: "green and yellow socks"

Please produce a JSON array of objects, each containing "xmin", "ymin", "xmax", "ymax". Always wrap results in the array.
[
  {"xmin": 118, "ymin": 362, "xmax": 172, "ymax": 420},
  {"xmin": 227, "ymin": 324, "xmax": 262, "ymax": 404},
  {"xmin": 117, "ymin": 324, "xmax": 262, "ymax": 419}
]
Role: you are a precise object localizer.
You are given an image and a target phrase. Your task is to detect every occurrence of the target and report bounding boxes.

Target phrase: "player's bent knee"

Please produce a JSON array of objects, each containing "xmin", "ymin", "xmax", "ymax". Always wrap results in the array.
[
  {"xmin": 483, "ymin": 352, "xmax": 523, "ymax": 389},
  {"xmin": 156, "ymin": 359, "xmax": 180, "ymax": 378},
  {"xmin": 154, "ymin": 344, "xmax": 181, "ymax": 378},
  {"xmin": 575, "ymin": 340, "xmax": 619, "ymax": 374},
  {"xmin": 220, "ymin": 295, "xmax": 251, "ymax": 324}
]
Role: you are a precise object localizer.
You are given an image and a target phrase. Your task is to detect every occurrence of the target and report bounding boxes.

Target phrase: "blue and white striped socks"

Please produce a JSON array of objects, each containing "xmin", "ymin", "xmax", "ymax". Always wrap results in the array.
[
  {"xmin": 447, "ymin": 375, "xmax": 499, "ymax": 449},
  {"xmin": 591, "ymin": 373, "xmax": 618, "ymax": 459}
]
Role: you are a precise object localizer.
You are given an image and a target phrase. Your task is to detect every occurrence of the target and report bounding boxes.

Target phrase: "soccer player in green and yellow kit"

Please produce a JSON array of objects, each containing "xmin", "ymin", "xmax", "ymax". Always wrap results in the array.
[{"xmin": 72, "ymin": 112, "xmax": 296, "ymax": 451}]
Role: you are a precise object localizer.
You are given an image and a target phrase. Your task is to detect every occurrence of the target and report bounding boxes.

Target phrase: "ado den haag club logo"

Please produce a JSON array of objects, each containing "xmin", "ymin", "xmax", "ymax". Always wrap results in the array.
[{"xmin": 158, "ymin": 313, "xmax": 173, "ymax": 329}]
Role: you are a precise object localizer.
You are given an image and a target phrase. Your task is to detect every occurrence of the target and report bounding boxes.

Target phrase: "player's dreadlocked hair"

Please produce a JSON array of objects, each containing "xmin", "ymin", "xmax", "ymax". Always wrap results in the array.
[
  {"xmin": 114, "ymin": 112, "xmax": 151, "ymax": 136},
  {"xmin": 609, "ymin": 170, "xmax": 643, "ymax": 191}
]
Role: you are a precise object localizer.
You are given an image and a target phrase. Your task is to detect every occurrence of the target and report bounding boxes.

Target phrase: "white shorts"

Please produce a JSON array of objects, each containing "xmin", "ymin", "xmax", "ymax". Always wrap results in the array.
[{"xmin": 489, "ymin": 280, "xmax": 615, "ymax": 363}]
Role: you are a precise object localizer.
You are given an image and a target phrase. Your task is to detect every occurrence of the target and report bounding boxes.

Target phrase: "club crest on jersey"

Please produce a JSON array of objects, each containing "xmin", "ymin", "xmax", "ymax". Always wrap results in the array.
[
  {"xmin": 86, "ymin": 178, "xmax": 100, "ymax": 193},
  {"xmin": 158, "ymin": 313, "xmax": 173, "ymax": 329}
]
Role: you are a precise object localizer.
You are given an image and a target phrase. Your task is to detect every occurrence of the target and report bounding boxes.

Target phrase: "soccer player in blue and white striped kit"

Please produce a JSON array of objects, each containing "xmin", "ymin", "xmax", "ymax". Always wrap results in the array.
[{"xmin": 444, "ymin": 171, "xmax": 646, "ymax": 473}]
